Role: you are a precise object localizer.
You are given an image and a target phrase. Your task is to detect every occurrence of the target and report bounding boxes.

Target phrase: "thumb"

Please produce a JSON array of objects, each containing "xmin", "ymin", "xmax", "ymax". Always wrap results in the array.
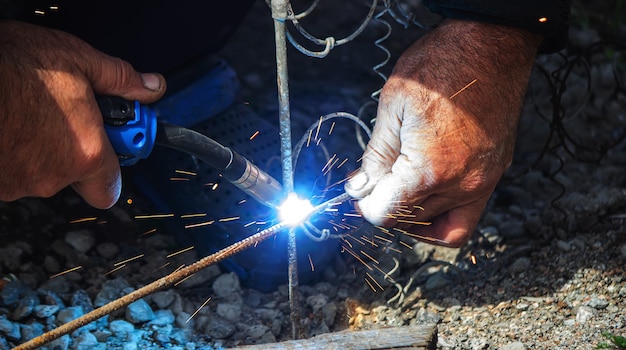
[
  {"xmin": 345, "ymin": 100, "xmax": 402, "ymax": 198},
  {"xmin": 85, "ymin": 52, "xmax": 166, "ymax": 104}
]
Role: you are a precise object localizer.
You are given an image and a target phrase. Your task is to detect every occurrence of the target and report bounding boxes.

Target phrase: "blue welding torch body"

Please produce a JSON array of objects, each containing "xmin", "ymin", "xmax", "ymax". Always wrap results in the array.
[{"xmin": 97, "ymin": 96, "xmax": 285, "ymax": 208}]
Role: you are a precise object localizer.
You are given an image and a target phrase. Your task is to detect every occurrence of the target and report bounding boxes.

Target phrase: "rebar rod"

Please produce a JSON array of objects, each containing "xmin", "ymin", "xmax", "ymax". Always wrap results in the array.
[
  {"xmin": 270, "ymin": 0, "xmax": 303, "ymax": 340},
  {"xmin": 14, "ymin": 222, "xmax": 288, "ymax": 350}
]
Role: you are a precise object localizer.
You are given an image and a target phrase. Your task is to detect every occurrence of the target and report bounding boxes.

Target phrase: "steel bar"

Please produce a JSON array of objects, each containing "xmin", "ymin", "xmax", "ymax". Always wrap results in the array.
[{"xmin": 270, "ymin": 0, "xmax": 303, "ymax": 340}]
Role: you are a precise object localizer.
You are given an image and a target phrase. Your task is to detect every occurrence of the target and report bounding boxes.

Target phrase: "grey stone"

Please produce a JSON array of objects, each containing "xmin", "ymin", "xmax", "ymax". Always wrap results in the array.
[
  {"xmin": 246, "ymin": 324, "xmax": 269, "ymax": 339},
  {"xmin": 126, "ymin": 299, "xmax": 155, "ymax": 324},
  {"xmin": 212, "ymin": 272, "xmax": 241, "ymax": 299},
  {"xmin": 109, "ymin": 319, "xmax": 135, "ymax": 339},
  {"xmin": 71, "ymin": 289, "xmax": 94, "ymax": 313},
  {"xmin": 306, "ymin": 294, "xmax": 328, "ymax": 314},
  {"xmin": 12, "ymin": 291, "xmax": 39, "ymax": 320},
  {"xmin": 20, "ymin": 322, "xmax": 44, "ymax": 342},
  {"xmin": 0, "ymin": 315, "xmax": 21, "ymax": 340},
  {"xmin": 149, "ymin": 310, "xmax": 175, "ymax": 326},
  {"xmin": 502, "ymin": 341, "xmax": 527, "ymax": 350},
  {"xmin": 57, "ymin": 306, "xmax": 85, "ymax": 324},
  {"xmin": 585, "ymin": 296, "xmax": 609, "ymax": 310},
  {"xmin": 48, "ymin": 334, "xmax": 71, "ymax": 350},
  {"xmin": 96, "ymin": 242, "xmax": 119, "ymax": 259},
  {"xmin": 34, "ymin": 304, "xmax": 60, "ymax": 318},
  {"xmin": 0, "ymin": 280, "xmax": 25, "ymax": 306},
  {"xmin": 43, "ymin": 255, "xmax": 61, "ymax": 273},
  {"xmin": 94, "ymin": 278, "xmax": 131, "ymax": 307},
  {"xmin": 216, "ymin": 303, "xmax": 241, "ymax": 322},
  {"xmin": 204, "ymin": 316, "xmax": 236, "ymax": 339},
  {"xmin": 152, "ymin": 290, "xmax": 177, "ymax": 309},
  {"xmin": 508, "ymin": 257, "xmax": 531, "ymax": 275},
  {"xmin": 322, "ymin": 302, "xmax": 337, "ymax": 326},
  {"xmin": 64, "ymin": 230, "xmax": 96, "ymax": 254},
  {"xmin": 575, "ymin": 306, "xmax": 597, "ymax": 324},
  {"xmin": 71, "ymin": 331, "xmax": 98, "ymax": 350}
]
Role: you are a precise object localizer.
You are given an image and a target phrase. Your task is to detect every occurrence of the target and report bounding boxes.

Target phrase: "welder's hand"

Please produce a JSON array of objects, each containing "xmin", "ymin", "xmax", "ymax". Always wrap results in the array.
[
  {"xmin": 0, "ymin": 20, "xmax": 166, "ymax": 209},
  {"xmin": 345, "ymin": 19, "xmax": 540, "ymax": 247}
]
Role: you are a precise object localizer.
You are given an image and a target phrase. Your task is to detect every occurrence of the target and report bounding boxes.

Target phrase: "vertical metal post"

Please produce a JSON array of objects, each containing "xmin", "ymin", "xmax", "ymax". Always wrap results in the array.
[{"xmin": 270, "ymin": 0, "xmax": 303, "ymax": 340}]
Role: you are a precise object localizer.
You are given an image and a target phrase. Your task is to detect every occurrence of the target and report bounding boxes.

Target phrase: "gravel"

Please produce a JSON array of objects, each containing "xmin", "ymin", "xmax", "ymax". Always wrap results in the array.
[{"xmin": 1, "ymin": 1, "xmax": 625, "ymax": 349}]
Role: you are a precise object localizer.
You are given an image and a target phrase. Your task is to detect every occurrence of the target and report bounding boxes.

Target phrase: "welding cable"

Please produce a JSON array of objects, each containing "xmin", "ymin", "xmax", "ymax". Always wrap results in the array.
[
  {"xmin": 155, "ymin": 122, "xmax": 237, "ymax": 173},
  {"xmin": 154, "ymin": 122, "xmax": 285, "ymax": 207}
]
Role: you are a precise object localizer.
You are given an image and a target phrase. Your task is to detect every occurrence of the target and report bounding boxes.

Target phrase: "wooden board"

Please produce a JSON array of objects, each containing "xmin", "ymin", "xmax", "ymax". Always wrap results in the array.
[{"xmin": 233, "ymin": 324, "xmax": 438, "ymax": 350}]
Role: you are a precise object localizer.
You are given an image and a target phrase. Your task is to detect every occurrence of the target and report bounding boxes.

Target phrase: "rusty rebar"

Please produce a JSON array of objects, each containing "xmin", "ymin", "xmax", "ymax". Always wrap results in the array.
[{"xmin": 14, "ymin": 222, "xmax": 288, "ymax": 350}]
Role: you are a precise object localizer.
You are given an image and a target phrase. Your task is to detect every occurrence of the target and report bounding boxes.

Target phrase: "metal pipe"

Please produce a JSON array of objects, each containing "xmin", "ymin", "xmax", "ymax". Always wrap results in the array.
[{"xmin": 270, "ymin": 0, "xmax": 303, "ymax": 340}]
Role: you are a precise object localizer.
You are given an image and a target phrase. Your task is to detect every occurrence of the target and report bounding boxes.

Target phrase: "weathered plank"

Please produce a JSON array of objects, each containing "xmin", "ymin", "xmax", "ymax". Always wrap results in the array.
[{"xmin": 233, "ymin": 324, "xmax": 438, "ymax": 350}]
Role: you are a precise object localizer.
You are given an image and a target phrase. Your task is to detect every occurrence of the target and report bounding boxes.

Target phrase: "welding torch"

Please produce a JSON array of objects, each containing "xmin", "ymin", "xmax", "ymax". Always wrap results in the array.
[{"xmin": 97, "ymin": 96, "xmax": 285, "ymax": 208}]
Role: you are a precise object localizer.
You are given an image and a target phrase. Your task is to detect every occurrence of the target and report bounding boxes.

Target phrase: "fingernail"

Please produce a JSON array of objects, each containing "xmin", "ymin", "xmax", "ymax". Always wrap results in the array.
[
  {"xmin": 141, "ymin": 73, "xmax": 162, "ymax": 91},
  {"xmin": 345, "ymin": 172, "xmax": 368, "ymax": 191}
]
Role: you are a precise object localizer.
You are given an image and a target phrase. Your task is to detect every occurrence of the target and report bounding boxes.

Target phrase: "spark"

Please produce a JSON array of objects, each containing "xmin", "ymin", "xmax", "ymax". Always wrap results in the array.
[
  {"xmin": 365, "ymin": 272, "xmax": 384, "ymax": 291},
  {"xmin": 356, "ymin": 150, "xmax": 373, "ymax": 163},
  {"xmin": 211, "ymin": 183, "xmax": 219, "ymax": 191},
  {"xmin": 49, "ymin": 266, "xmax": 82, "ymax": 279},
  {"xmin": 175, "ymin": 170, "xmax": 197, "ymax": 176},
  {"xmin": 174, "ymin": 274, "xmax": 194, "ymax": 286},
  {"xmin": 328, "ymin": 121, "xmax": 336, "ymax": 135},
  {"xmin": 134, "ymin": 214, "xmax": 175, "ymax": 219},
  {"xmin": 372, "ymin": 264, "xmax": 398, "ymax": 283},
  {"xmin": 449, "ymin": 78, "xmax": 477, "ymax": 100},
  {"xmin": 34, "ymin": 9, "xmax": 45, "ymax": 15},
  {"xmin": 325, "ymin": 208, "xmax": 338, "ymax": 212},
  {"xmin": 169, "ymin": 177, "xmax": 190, "ymax": 181},
  {"xmin": 321, "ymin": 154, "xmax": 337, "ymax": 173},
  {"xmin": 249, "ymin": 130, "xmax": 260, "ymax": 140},
  {"xmin": 323, "ymin": 157, "xmax": 340, "ymax": 176},
  {"xmin": 360, "ymin": 250, "xmax": 379, "ymax": 264},
  {"xmin": 139, "ymin": 228, "xmax": 157, "ymax": 237},
  {"xmin": 153, "ymin": 262, "xmax": 171, "ymax": 273},
  {"xmin": 341, "ymin": 237, "xmax": 353, "ymax": 248},
  {"xmin": 308, "ymin": 254, "xmax": 315, "ymax": 272},
  {"xmin": 237, "ymin": 199, "xmax": 247, "ymax": 205},
  {"xmin": 414, "ymin": 205, "xmax": 425, "ymax": 211},
  {"xmin": 69, "ymin": 217, "xmax": 97, "ymax": 224},
  {"xmin": 398, "ymin": 240, "xmax": 413, "ymax": 249},
  {"xmin": 343, "ymin": 213, "xmax": 362, "ymax": 218},
  {"xmin": 244, "ymin": 221, "xmax": 256, "ymax": 227},
  {"xmin": 364, "ymin": 277, "xmax": 377, "ymax": 292},
  {"xmin": 167, "ymin": 246, "xmax": 195, "ymax": 258},
  {"xmin": 49, "ymin": 5, "xmax": 59, "ymax": 10},
  {"xmin": 375, "ymin": 226, "xmax": 395, "ymax": 237},
  {"xmin": 126, "ymin": 198, "xmax": 133, "ymax": 205},
  {"xmin": 396, "ymin": 219, "xmax": 432, "ymax": 225},
  {"xmin": 172, "ymin": 264, "xmax": 186, "ymax": 273},
  {"xmin": 386, "ymin": 246, "xmax": 402, "ymax": 254},
  {"xmin": 114, "ymin": 254, "xmax": 144, "ymax": 266},
  {"xmin": 180, "ymin": 213, "xmax": 207, "ymax": 219},
  {"xmin": 306, "ymin": 129, "xmax": 313, "ymax": 147},
  {"xmin": 341, "ymin": 245, "xmax": 373, "ymax": 271},
  {"xmin": 395, "ymin": 228, "xmax": 450, "ymax": 245},
  {"xmin": 186, "ymin": 297, "xmax": 212, "ymax": 323},
  {"xmin": 360, "ymin": 235, "xmax": 378, "ymax": 247},
  {"xmin": 103, "ymin": 264, "xmax": 126, "ymax": 276},
  {"xmin": 470, "ymin": 253, "xmax": 477, "ymax": 265},
  {"xmin": 219, "ymin": 216, "xmax": 240, "ymax": 223},
  {"xmin": 336, "ymin": 158, "xmax": 348, "ymax": 169},
  {"xmin": 314, "ymin": 116, "xmax": 323, "ymax": 140},
  {"xmin": 316, "ymin": 138, "xmax": 322, "ymax": 146},
  {"xmin": 374, "ymin": 235, "xmax": 392, "ymax": 243},
  {"xmin": 184, "ymin": 220, "xmax": 215, "ymax": 229},
  {"xmin": 538, "ymin": 17, "xmax": 548, "ymax": 22}
]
